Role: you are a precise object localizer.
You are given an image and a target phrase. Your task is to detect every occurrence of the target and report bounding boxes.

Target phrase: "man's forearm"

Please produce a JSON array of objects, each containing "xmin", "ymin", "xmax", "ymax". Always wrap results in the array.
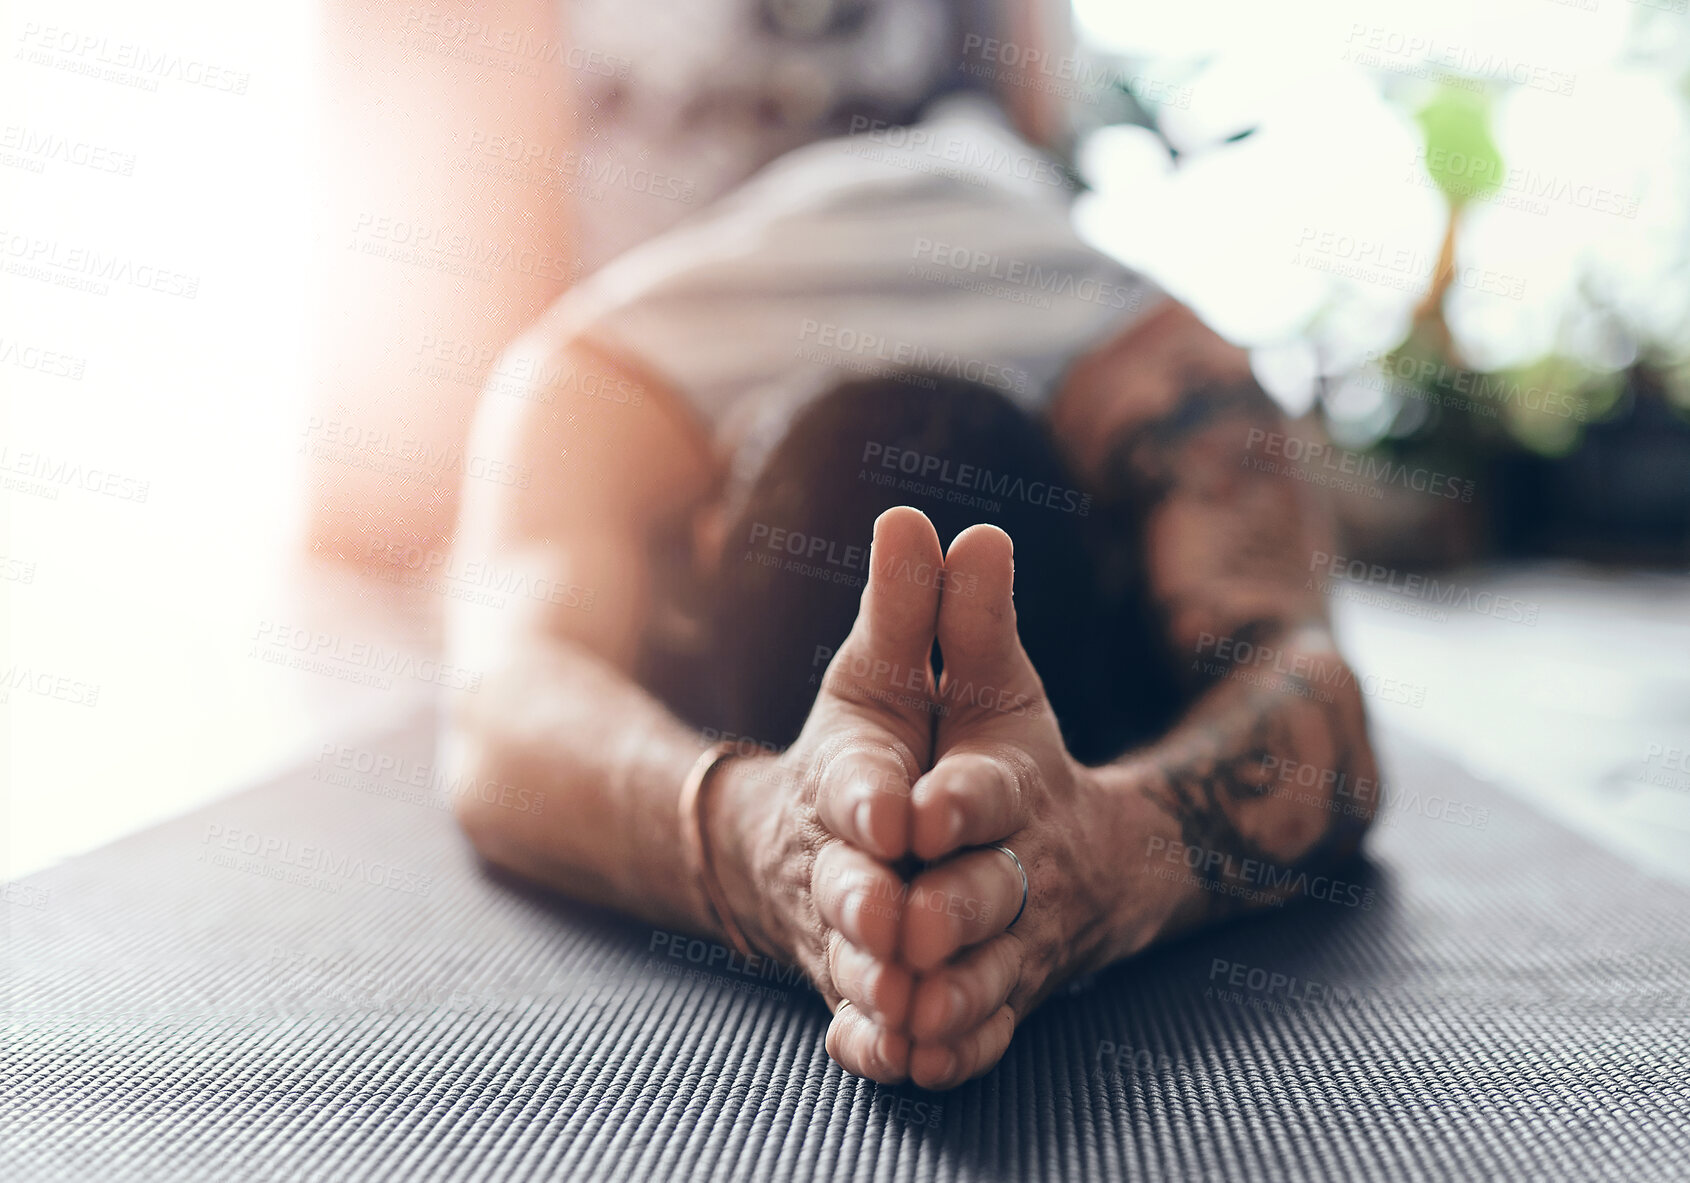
[
  {"xmin": 444, "ymin": 634, "xmax": 718, "ymax": 935},
  {"xmin": 1054, "ymin": 305, "xmax": 1381, "ymax": 939},
  {"xmin": 443, "ymin": 329, "xmax": 729, "ymax": 939},
  {"xmin": 1091, "ymin": 379, "xmax": 1383, "ymax": 933},
  {"xmin": 1107, "ymin": 626, "xmax": 1380, "ymax": 938}
]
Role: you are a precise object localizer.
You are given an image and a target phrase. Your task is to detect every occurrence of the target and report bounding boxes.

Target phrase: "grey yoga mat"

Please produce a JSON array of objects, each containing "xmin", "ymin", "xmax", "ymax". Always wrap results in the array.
[{"xmin": 3, "ymin": 717, "xmax": 1687, "ymax": 1182}]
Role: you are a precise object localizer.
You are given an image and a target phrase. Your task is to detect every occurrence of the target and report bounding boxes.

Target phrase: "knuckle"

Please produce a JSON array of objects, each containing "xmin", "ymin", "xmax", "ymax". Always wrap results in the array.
[
  {"xmin": 979, "ymin": 742, "xmax": 1039, "ymax": 803},
  {"xmin": 998, "ymin": 932, "xmax": 1030, "ymax": 983},
  {"xmin": 819, "ymin": 667, "xmax": 895, "ymax": 718},
  {"xmin": 994, "ymin": 1004, "xmax": 1017, "ymax": 1040},
  {"xmin": 825, "ymin": 930, "xmax": 846, "ymax": 988},
  {"xmin": 995, "ymin": 934, "xmax": 1026, "ymax": 982},
  {"xmin": 810, "ymin": 848, "xmax": 845, "ymax": 908},
  {"xmin": 946, "ymin": 971, "xmax": 980, "ymax": 1020},
  {"xmin": 811, "ymin": 733, "xmax": 916, "ymax": 799}
]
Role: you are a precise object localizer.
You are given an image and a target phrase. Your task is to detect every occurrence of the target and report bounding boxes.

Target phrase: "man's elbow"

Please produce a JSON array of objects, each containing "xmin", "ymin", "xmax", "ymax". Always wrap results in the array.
[
  {"xmin": 1272, "ymin": 638, "xmax": 1382, "ymax": 850},
  {"xmin": 1320, "ymin": 658, "xmax": 1383, "ymax": 852},
  {"xmin": 439, "ymin": 718, "xmax": 533, "ymax": 871}
]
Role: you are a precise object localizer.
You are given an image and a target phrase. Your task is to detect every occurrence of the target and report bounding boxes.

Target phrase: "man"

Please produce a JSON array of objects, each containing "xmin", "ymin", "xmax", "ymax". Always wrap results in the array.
[{"xmin": 441, "ymin": 97, "xmax": 1379, "ymax": 1091}]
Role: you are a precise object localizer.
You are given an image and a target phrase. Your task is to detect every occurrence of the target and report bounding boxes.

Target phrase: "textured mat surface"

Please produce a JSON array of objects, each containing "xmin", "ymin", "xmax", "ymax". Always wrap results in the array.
[{"xmin": 4, "ymin": 719, "xmax": 1688, "ymax": 1183}]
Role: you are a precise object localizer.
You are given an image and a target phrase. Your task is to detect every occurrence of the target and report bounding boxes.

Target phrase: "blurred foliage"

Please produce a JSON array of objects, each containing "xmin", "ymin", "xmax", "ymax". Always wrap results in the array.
[
  {"xmin": 1414, "ymin": 87, "xmax": 1503, "ymax": 206},
  {"xmin": 1076, "ymin": 19, "xmax": 1690, "ymax": 484},
  {"xmin": 1382, "ymin": 85, "xmax": 1647, "ymax": 462},
  {"xmin": 1668, "ymin": 356, "xmax": 1690, "ymax": 412},
  {"xmin": 1380, "ymin": 335, "xmax": 1629, "ymax": 462},
  {"xmin": 1072, "ymin": 5, "xmax": 1690, "ymax": 558}
]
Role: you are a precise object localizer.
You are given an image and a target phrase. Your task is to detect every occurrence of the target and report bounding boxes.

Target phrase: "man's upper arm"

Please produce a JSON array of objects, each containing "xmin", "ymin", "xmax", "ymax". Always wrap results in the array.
[
  {"xmin": 451, "ymin": 331, "xmax": 717, "ymax": 671},
  {"xmin": 1058, "ymin": 305, "xmax": 1381, "ymax": 887},
  {"xmin": 1052, "ymin": 303, "xmax": 1335, "ymax": 664}
]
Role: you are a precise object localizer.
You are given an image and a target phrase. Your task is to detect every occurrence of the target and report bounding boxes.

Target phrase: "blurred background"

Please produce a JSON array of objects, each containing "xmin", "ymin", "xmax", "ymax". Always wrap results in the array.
[{"xmin": 4, "ymin": 0, "xmax": 1688, "ymax": 886}]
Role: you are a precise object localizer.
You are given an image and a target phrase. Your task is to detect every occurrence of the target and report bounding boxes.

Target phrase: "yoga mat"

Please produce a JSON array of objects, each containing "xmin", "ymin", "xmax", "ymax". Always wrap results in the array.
[{"xmin": 4, "ymin": 715, "xmax": 1687, "ymax": 1181}]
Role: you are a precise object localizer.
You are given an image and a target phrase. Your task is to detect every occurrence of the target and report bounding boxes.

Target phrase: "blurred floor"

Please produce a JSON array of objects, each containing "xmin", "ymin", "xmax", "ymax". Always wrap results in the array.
[
  {"xmin": 2, "ymin": 559, "xmax": 437, "ymax": 882},
  {"xmin": 1332, "ymin": 563, "xmax": 1690, "ymax": 886}
]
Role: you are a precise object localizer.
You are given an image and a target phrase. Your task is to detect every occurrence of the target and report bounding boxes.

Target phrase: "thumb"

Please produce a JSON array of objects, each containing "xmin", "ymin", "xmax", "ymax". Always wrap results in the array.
[
  {"xmin": 804, "ymin": 507, "xmax": 944, "ymax": 859},
  {"xmin": 817, "ymin": 506, "xmax": 944, "ymax": 730},
  {"xmin": 934, "ymin": 524, "xmax": 1045, "ymax": 718}
]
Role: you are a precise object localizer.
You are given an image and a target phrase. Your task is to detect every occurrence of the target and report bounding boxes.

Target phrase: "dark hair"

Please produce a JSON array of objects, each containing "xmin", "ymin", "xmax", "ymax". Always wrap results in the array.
[{"xmin": 642, "ymin": 374, "xmax": 1179, "ymax": 765}]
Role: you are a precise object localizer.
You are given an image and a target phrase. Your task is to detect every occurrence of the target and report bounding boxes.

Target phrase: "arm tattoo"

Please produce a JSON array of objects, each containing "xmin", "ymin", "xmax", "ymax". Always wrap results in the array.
[
  {"xmin": 1093, "ymin": 377, "xmax": 1327, "ymax": 685},
  {"xmin": 1094, "ymin": 375, "xmax": 1379, "ymax": 919},
  {"xmin": 1145, "ymin": 688, "xmax": 1377, "ymax": 922},
  {"xmin": 1095, "ymin": 378, "xmax": 1282, "ymax": 514}
]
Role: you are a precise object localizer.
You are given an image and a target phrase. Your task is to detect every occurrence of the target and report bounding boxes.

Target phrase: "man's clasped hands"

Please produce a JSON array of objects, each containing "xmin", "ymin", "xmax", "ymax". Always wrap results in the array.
[{"xmin": 703, "ymin": 506, "xmax": 1176, "ymax": 1089}]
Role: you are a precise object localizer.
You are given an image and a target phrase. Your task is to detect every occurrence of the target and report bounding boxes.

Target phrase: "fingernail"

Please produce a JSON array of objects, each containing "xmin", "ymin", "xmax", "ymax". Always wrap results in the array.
[
  {"xmin": 946, "ymin": 984, "xmax": 968, "ymax": 1024},
  {"xmin": 945, "ymin": 804, "xmax": 964, "ymax": 849},
  {"xmin": 935, "ymin": 1048, "xmax": 958, "ymax": 1081},
  {"xmin": 844, "ymin": 889, "xmax": 865, "ymax": 935},
  {"xmin": 854, "ymin": 799, "xmax": 875, "ymax": 848},
  {"xmin": 864, "ymin": 962, "xmax": 883, "ymax": 1005},
  {"xmin": 875, "ymin": 1030, "xmax": 896, "ymax": 1072}
]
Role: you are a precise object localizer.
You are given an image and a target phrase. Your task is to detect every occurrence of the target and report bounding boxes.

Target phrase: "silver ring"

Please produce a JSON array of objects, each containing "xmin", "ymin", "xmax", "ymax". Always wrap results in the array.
[{"xmin": 993, "ymin": 845, "xmax": 1028, "ymax": 929}]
